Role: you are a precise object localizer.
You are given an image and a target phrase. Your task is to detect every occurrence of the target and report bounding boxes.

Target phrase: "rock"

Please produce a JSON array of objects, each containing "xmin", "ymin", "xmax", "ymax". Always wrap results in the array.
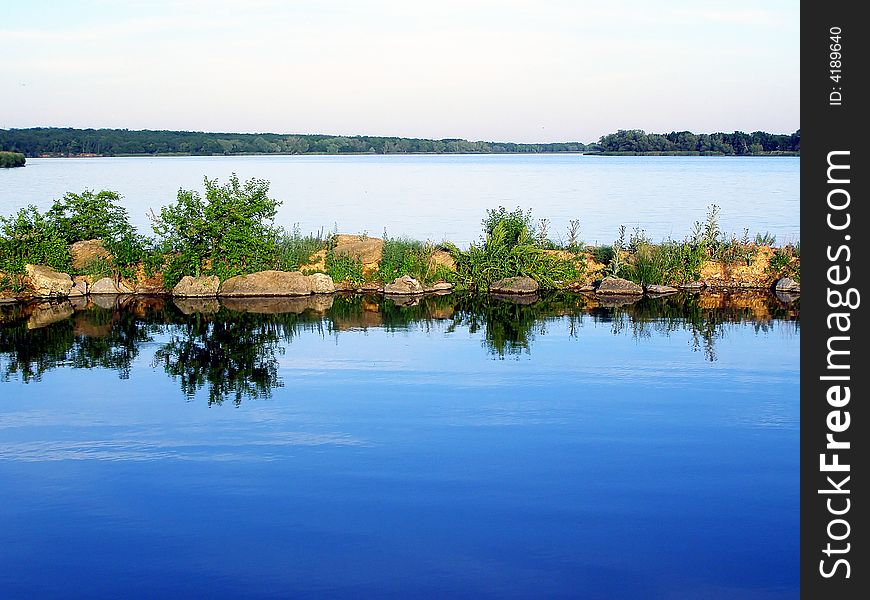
[
  {"xmin": 426, "ymin": 282, "xmax": 454, "ymax": 292},
  {"xmin": 489, "ymin": 276, "xmax": 539, "ymax": 294},
  {"xmin": 90, "ymin": 277, "xmax": 133, "ymax": 294},
  {"xmin": 220, "ymin": 270, "xmax": 312, "ymax": 297},
  {"xmin": 69, "ymin": 277, "xmax": 89, "ymax": 297},
  {"xmin": 133, "ymin": 276, "xmax": 168, "ymax": 295},
  {"xmin": 596, "ymin": 277, "xmax": 643, "ymax": 295},
  {"xmin": 679, "ymin": 281, "xmax": 706, "ymax": 291},
  {"xmin": 70, "ymin": 239, "xmax": 112, "ymax": 271},
  {"xmin": 774, "ymin": 277, "xmax": 800, "ymax": 293},
  {"xmin": 25, "ymin": 264, "xmax": 74, "ymax": 297},
  {"xmin": 384, "ymin": 275, "xmax": 425, "ymax": 295},
  {"xmin": 172, "ymin": 275, "xmax": 220, "ymax": 297},
  {"xmin": 357, "ymin": 282, "xmax": 383, "ymax": 292},
  {"xmin": 332, "ymin": 234, "xmax": 384, "ymax": 276},
  {"xmin": 307, "ymin": 273, "xmax": 335, "ymax": 294},
  {"xmin": 645, "ymin": 284, "xmax": 678, "ymax": 294},
  {"xmin": 429, "ymin": 250, "xmax": 456, "ymax": 272}
]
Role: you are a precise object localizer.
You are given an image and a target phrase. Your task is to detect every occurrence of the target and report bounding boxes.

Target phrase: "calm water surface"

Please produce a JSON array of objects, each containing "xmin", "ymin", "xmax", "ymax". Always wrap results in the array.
[
  {"xmin": 0, "ymin": 155, "xmax": 799, "ymax": 245},
  {"xmin": 1, "ymin": 293, "xmax": 799, "ymax": 598}
]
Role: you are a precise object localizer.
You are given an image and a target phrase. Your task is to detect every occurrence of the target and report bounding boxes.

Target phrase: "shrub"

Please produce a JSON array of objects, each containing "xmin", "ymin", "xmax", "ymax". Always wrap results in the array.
[
  {"xmin": 151, "ymin": 174, "xmax": 281, "ymax": 285},
  {"xmin": 0, "ymin": 206, "xmax": 71, "ymax": 273},
  {"xmin": 47, "ymin": 190, "xmax": 134, "ymax": 244}
]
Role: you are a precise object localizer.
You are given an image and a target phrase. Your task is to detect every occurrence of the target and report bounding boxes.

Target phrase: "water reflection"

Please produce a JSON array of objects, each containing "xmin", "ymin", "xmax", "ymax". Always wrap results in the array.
[{"xmin": 1, "ymin": 291, "xmax": 798, "ymax": 403}]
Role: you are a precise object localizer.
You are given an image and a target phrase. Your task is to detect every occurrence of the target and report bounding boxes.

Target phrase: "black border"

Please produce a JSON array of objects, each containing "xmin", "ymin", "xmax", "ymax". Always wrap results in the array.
[{"xmin": 801, "ymin": 3, "xmax": 867, "ymax": 596}]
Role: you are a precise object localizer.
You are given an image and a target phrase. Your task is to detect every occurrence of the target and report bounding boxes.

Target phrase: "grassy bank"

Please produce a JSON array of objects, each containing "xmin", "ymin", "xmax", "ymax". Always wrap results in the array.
[{"xmin": 0, "ymin": 174, "xmax": 799, "ymax": 295}]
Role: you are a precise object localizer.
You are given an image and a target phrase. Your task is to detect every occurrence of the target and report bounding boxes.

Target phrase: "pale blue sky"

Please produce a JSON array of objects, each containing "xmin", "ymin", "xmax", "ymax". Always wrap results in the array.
[{"xmin": 0, "ymin": 0, "xmax": 799, "ymax": 142}]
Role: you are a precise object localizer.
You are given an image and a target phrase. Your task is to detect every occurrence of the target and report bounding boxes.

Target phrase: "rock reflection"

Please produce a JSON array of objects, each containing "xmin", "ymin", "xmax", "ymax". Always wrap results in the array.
[{"xmin": 1, "ymin": 291, "xmax": 799, "ymax": 402}]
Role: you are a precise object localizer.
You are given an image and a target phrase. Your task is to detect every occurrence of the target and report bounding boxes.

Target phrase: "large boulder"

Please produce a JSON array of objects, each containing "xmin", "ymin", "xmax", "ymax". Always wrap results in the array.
[
  {"xmin": 220, "ymin": 270, "xmax": 312, "ymax": 297},
  {"xmin": 307, "ymin": 273, "xmax": 335, "ymax": 294},
  {"xmin": 774, "ymin": 277, "xmax": 800, "ymax": 293},
  {"xmin": 426, "ymin": 282, "xmax": 454, "ymax": 293},
  {"xmin": 384, "ymin": 275, "xmax": 425, "ymax": 295},
  {"xmin": 90, "ymin": 277, "xmax": 134, "ymax": 294},
  {"xmin": 25, "ymin": 264, "xmax": 74, "ymax": 297},
  {"xmin": 489, "ymin": 276, "xmax": 539, "ymax": 294},
  {"xmin": 70, "ymin": 239, "xmax": 112, "ymax": 271},
  {"xmin": 332, "ymin": 234, "xmax": 384, "ymax": 276},
  {"xmin": 429, "ymin": 250, "xmax": 456, "ymax": 272},
  {"xmin": 596, "ymin": 277, "xmax": 643, "ymax": 295},
  {"xmin": 172, "ymin": 275, "xmax": 220, "ymax": 297}
]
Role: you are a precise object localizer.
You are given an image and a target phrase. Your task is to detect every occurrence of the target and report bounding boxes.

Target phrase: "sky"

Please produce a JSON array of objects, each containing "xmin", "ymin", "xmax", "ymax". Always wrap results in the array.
[{"xmin": 0, "ymin": 0, "xmax": 800, "ymax": 143}]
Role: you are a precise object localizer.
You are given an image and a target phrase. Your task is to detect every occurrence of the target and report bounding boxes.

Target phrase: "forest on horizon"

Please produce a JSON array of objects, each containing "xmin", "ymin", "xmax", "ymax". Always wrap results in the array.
[{"xmin": 0, "ymin": 127, "xmax": 799, "ymax": 157}]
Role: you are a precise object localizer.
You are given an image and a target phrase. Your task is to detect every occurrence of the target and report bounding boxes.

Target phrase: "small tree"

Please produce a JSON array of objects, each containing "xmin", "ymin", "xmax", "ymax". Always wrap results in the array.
[
  {"xmin": 47, "ymin": 190, "xmax": 134, "ymax": 244},
  {"xmin": 0, "ymin": 206, "xmax": 71, "ymax": 273},
  {"xmin": 151, "ymin": 174, "xmax": 281, "ymax": 285}
]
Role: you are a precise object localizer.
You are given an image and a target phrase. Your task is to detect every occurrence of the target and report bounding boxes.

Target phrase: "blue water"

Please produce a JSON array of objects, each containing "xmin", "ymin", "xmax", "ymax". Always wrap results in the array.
[
  {"xmin": 0, "ymin": 154, "xmax": 799, "ymax": 246},
  {"xmin": 0, "ymin": 294, "xmax": 799, "ymax": 598}
]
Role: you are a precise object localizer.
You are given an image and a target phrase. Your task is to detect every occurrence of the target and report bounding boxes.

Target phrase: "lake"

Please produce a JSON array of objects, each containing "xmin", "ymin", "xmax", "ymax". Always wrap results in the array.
[
  {"xmin": 0, "ymin": 155, "xmax": 799, "ymax": 246},
  {"xmin": 0, "ymin": 292, "xmax": 799, "ymax": 598}
]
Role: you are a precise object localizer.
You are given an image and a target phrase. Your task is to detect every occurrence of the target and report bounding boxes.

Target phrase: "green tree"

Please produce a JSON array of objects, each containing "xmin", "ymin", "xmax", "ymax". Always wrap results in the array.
[
  {"xmin": 151, "ymin": 174, "xmax": 281, "ymax": 285},
  {"xmin": 47, "ymin": 190, "xmax": 134, "ymax": 243},
  {"xmin": 0, "ymin": 206, "xmax": 71, "ymax": 273}
]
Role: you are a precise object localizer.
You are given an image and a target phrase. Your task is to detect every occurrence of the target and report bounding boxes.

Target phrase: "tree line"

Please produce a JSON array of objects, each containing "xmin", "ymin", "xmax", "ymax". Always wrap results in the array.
[
  {"xmin": 1, "ymin": 127, "xmax": 799, "ymax": 157},
  {"xmin": 595, "ymin": 129, "xmax": 800, "ymax": 155},
  {"xmin": 0, "ymin": 128, "xmax": 589, "ymax": 157}
]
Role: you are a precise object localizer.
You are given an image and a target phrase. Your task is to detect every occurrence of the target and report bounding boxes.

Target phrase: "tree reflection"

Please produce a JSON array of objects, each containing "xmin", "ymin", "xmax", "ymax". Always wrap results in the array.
[
  {"xmin": 1, "ymin": 290, "xmax": 799, "ymax": 402},
  {"xmin": 0, "ymin": 300, "xmax": 155, "ymax": 382}
]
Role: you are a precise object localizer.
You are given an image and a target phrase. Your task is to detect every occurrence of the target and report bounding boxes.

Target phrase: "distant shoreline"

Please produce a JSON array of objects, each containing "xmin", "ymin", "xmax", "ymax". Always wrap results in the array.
[
  {"xmin": 1, "ymin": 127, "xmax": 800, "ymax": 158},
  {"xmin": 24, "ymin": 151, "xmax": 799, "ymax": 159}
]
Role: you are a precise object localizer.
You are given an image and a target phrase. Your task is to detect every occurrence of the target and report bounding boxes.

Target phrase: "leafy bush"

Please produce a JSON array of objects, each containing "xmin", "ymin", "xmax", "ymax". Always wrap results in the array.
[
  {"xmin": 104, "ymin": 232, "xmax": 163, "ymax": 281},
  {"xmin": 47, "ymin": 190, "xmax": 134, "ymax": 244},
  {"xmin": 0, "ymin": 206, "xmax": 71, "ymax": 273},
  {"xmin": 151, "ymin": 174, "xmax": 281, "ymax": 286}
]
